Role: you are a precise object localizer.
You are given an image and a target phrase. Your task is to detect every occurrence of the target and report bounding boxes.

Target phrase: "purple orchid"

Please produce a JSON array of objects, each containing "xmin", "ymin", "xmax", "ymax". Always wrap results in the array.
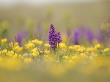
[
  {"xmin": 73, "ymin": 27, "xmax": 95, "ymax": 45},
  {"xmin": 48, "ymin": 24, "xmax": 62, "ymax": 50},
  {"xmin": 73, "ymin": 29, "xmax": 81, "ymax": 45},
  {"xmin": 15, "ymin": 31, "xmax": 28, "ymax": 46},
  {"xmin": 85, "ymin": 29, "xmax": 94, "ymax": 43}
]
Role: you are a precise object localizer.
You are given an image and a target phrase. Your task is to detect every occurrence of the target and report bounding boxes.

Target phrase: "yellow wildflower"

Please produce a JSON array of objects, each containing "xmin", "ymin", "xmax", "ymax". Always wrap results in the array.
[
  {"xmin": 25, "ymin": 41, "xmax": 35, "ymax": 49},
  {"xmin": 59, "ymin": 43, "xmax": 67, "ymax": 49},
  {"xmin": 31, "ymin": 48, "xmax": 39, "ymax": 57},
  {"xmin": 13, "ymin": 45, "xmax": 23, "ymax": 52},
  {"xmin": 1, "ymin": 49, "xmax": 8, "ymax": 54},
  {"xmin": 94, "ymin": 43, "xmax": 101, "ymax": 49},
  {"xmin": 104, "ymin": 48, "xmax": 110, "ymax": 52},
  {"xmin": 32, "ymin": 39, "xmax": 43, "ymax": 45},
  {"xmin": 1, "ymin": 38, "xmax": 7, "ymax": 44},
  {"xmin": 44, "ymin": 43, "xmax": 50, "ymax": 48},
  {"xmin": 44, "ymin": 49, "xmax": 50, "ymax": 54},
  {"xmin": 68, "ymin": 46, "xmax": 74, "ymax": 50}
]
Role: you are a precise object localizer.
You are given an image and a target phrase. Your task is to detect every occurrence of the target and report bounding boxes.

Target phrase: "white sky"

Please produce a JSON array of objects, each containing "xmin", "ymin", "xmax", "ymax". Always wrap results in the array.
[{"xmin": 0, "ymin": 0, "xmax": 101, "ymax": 4}]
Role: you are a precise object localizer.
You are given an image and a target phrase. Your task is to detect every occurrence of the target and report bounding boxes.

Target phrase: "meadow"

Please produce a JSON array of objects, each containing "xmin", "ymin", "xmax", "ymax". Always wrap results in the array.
[{"xmin": 0, "ymin": 1, "xmax": 110, "ymax": 82}]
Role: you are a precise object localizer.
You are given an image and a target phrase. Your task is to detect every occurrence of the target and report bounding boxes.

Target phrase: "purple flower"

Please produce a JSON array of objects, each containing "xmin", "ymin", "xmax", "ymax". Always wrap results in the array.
[
  {"xmin": 48, "ymin": 24, "xmax": 62, "ymax": 50},
  {"xmin": 66, "ymin": 28, "xmax": 71, "ymax": 38},
  {"xmin": 73, "ymin": 29, "xmax": 81, "ymax": 45},
  {"xmin": 56, "ymin": 32, "xmax": 62, "ymax": 44},
  {"xmin": 73, "ymin": 27, "xmax": 95, "ymax": 45},
  {"xmin": 96, "ymin": 28, "xmax": 110, "ymax": 44},
  {"xmin": 85, "ymin": 29, "xmax": 94, "ymax": 43},
  {"xmin": 15, "ymin": 31, "xmax": 28, "ymax": 46}
]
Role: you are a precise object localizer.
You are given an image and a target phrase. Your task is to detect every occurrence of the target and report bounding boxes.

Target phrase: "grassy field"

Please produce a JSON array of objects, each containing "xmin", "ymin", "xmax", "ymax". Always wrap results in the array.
[{"xmin": 0, "ymin": 1, "xmax": 110, "ymax": 82}]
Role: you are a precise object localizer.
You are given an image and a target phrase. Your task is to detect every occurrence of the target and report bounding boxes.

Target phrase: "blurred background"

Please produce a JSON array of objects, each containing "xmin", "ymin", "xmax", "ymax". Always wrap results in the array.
[
  {"xmin": 0, "ymin": 0, "xmax": 110, "ymax": 40},
  {"xmin": 1, "ymin": 1, "xmax": 110, "ymax": 82}
]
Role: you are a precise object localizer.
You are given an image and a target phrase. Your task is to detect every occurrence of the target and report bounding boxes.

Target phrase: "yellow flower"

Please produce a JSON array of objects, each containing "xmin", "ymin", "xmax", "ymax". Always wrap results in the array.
[
  {"xmin": 13, "ymin": 53, "xmax": 18, "ymax": 58},
  {"xmin": 1, "ymin": 49, "xmax": 8, "ymax": 54},
  {"xmin": 32, "ymin": 39, "xmax": 43, "ymax": 45},
  {"xmin": 68, "ymin": 46, "xmax": 74, "ymax": 50},
  {"xmin": 44, "ymin": 50, "xmax": 50, "ymax": 54},
  {"xmin": 80, "ymin": 53, "xmax": 86, "ymax": 56},
  {"xmin": 1, "ymin": 38, "xmax": 7, "ymax": 44},
  {"xmin": 59, "ymin": 43, "xmax": 67, "ymax": 49},
  {"xmin": 94, "ymin": 43, "xmax": 101, "ymax": 49},
  {"xmin": 25, "ymin": 41, "xmax": 35, "ymax": 49},
  {"xmin": 44, "ymin": 43, "xmax": 50, "ymax": 48},
  {"xmin": 103, "ymin": 48, "xmax": 110, "ymax": 52},
  {"xmin": 63, "ymin": 56, "xmax": 69, "ymax": 59},
  {"xmin": 13, "ymin": 46, "xmax": 23, "ymax": 52},
  {"xmin": 9, "ymin": 42, "xmax": 14, "ymax": 47},
  {"xmin": 73, "ymin": 45, "xmax": 81, "ymax": 51},
  {"xmin": 31, "ymin": 48, "xmax": 39, "ymax": 57},
  {"xmin": 6, "ymin": 50, "xmax": 15, "ymax": 57},
  {"xmin": 86, "ymin": 47, "xmax": 96, "ymax": 52},
  {"xmin": 62, "ymin": 34, "xmax": 67, "ymax": 43}
]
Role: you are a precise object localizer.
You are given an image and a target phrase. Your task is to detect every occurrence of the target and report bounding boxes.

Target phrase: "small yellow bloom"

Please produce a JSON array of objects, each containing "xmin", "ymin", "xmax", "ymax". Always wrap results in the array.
[
  {"xmin": 31, "ymin": 48, "xmax": 39, "ymax": 56},
  {"xmin": 2, "ymin": 49, "xmax": 8, "ymax": 54},
  {"xmin": 44, "ymin": 50, "xmax": 50, "ymax": 54},
  {"xmin": 13, "ymin": 53, "xmax": 18, "ymax": 58},
  {"xmin": 44, "ymin": 43, "xmax": 50, "ymax": 48},
  {"xmin": 25, "ymin": 41, "xmax": 35, "ymax": 49},
  {"xmin": 1, "ymin": 38, "xmax": 7, "ymax": 44},
  {"xmin": 13, "ymin": 46, "xmax": 23, "ymax": 52},
  {"xmin": 68, "ymin": 46, "xmax": 74, "ymax": 50},
  {"xmin": 86, "ymin": 47, "xmax": 95, "ymax": 52},
  {"xmin": 80, "ymin": 53, "xmax": 86, "ymax": 56},
  {"xmin": 32, "ymin": 39, "xmax": 43, "ymax": 45},
  {"xmin": 59, "ymin": 43, "xmax": 67, "ymax": 49},
  {"xmin": 63, "ymin": 56, "xmax": 68, "ymax": 59},
  {"xmin": 62, "ymin": 35, "xmax": 67, "ymax": 43},
  {"xmin": 94, "ymin": 43, "xmax": 101, "ymax": 49},
  {"xmin": 6, "ymin": 50, "xmax": 15, "ymax": 57},
  {"xmin": 104, "ymin": 48, "xmax": 110, "ymax": 52}
]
